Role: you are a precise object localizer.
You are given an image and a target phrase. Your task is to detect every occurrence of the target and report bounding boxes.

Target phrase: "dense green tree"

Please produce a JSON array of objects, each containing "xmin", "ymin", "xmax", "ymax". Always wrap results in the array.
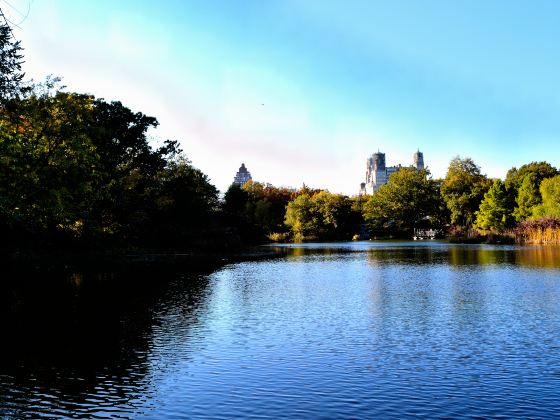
[
  {"xmin": 223, "ymin": 184, "xmax": 249, "ymax": 219},
  {"xmin": 251, "ymin": 199, "xmax": 273, "ymax": 231},
  {"xmin": 350, "ymin": 195, "xmax": 367, "ymax": 213},
  {"xmin": 284, "ymin": 191, "xmax": 357, "ymax": 241},
  {"xmin": 243, "ymin": 181, "xmax": 294, "ymax": 233},
  {"xmin": 441, "ymin": 157, "xmax": 492, "ymax": 227},
  {"xmin": 505, "ymin": 162, "xmax": 558, "ymax": 220},
  {"xmin": 475, "ymin": 179, "xmax": 512, "ymax": 232},
  {"xmin": 363, "ymin": 168, "xmax": 445, "ymax": 229},
  {"xmin": 505, "ymin": 161, "xmax": 558, "ymax": 192},
  {"xmin": 312, "ymin": 191, "xmax": 354, "ymax": 234},
  {"xmin": 0, "ymin": 21, "xmax": 221, "ymax": 251},
  {"xmin": 84, "ymin": 98, "xmax": 185, "ymax": 242},
  {"xmin": 513, "ymin": 173, "xmax": 541, "ymax": 222},
  {"xmin": 0, "ymin": 90, "xmax": 98, "ymax": 236},
  {"xmin": 143, "ymin": 157, "xmax": 219, "ymax": 247},
  {"xmin": 0, "ymin": 22, "xmax": 27, "ymax": 102},
  {"xmin": 0, "ymin": 79, "xmax": 219, "ymax": 248},
  {"xmin": 532, "ymin": 175, "xmax": 560, "ymax": 218},
  {"xmin": 430, "ymin": 178, "xmax": 451, "ymax": 226},
  {"xmin": 284, "ymin": 193, "xmax": 315, "ymax": 241},
  {"xmin": 222, "ymin": 181, "xmax": 299, "ymax": 242}
]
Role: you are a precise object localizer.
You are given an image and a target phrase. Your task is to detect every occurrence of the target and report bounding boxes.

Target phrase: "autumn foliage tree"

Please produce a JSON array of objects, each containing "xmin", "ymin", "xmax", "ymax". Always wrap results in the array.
[{"xmin": 243, "ymin": 181, "xmax": 294, "ymax": 233}]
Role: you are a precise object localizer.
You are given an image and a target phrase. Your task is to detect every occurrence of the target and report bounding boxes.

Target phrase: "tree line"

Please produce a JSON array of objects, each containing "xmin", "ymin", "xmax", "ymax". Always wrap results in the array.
[
  {"xmin": 225, "ymin": 157, "xmax": 560, "ymax": 243},
  {"xmin": 0, "ymin": 24, "xmax": 222, "ymax": 252},
  {"xmin": 362, "ymin": 157, "xmax": 560, "ymax": 242},
  {"xmin": 2, "ymin": 20, "xmax": 560, "ymax": 250},
  {"xmin": 223, "ymin": 182, "xmax": 363, "ymax": 242}
]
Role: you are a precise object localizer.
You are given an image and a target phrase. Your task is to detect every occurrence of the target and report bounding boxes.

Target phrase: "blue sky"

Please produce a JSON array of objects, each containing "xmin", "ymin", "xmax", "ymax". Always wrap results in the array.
[{"xmin": 6, "ymin": 0, "xmax": 560, "ymax": 194}]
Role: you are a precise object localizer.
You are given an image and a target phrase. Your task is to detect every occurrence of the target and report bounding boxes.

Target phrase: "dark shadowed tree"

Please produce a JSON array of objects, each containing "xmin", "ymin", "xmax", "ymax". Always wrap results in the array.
[
  {"xmin": 0, "ymin": 22, "xmax": 28, "ymax": 103},
  {"xmin": 145, "ymin": 156, "xmax": 219, "ymax": 248},
  {"xmin": 0, "ymin": 89, "xmax": 98, "ymax": 238},
  {"xmin": 0, "ymin": 80, "xmax": 219, "ymax": 248},
  {"xmin": 223, "ymin": 183, "xmax": 249, "ymax": 220},
  {"xmin": 84, "ymin": 98, "xmax": 184, "ymax": 243}
]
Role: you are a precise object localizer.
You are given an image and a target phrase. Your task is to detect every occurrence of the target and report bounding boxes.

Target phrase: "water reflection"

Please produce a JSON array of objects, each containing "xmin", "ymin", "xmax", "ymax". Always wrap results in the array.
[
  {"xmin": 358, "ymin": 246, "xmax": 560, "ymax": 418},
  {"xmin": 0, "ymin": 266, "xmax": 212, "ymax": 418},
  {"xmin": 2, "ymin": 243, "xmax": 560, "ymax": 418},
  {"xmin": 272, "ymin": 241, "xmax": 560, "ymax": 268},
  {"xmin": 515, "ymin": 245, "xmax": 560, "ymax": 268}
]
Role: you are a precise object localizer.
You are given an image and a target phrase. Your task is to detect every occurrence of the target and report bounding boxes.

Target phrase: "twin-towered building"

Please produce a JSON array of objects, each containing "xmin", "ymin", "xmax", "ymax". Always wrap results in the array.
[
  {"xmin": 360, "ymin": 150, "xmax": 424, "ymax": 195},
  {"xmin": 234, "ymin": 154, "xmax": 425, "ymax": 195}
]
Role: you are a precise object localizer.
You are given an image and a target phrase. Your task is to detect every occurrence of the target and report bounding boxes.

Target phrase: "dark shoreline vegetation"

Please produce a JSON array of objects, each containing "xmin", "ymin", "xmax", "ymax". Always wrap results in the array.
[{"xmin": 2, "ymin": 22, "xmax": 560, "ymax": 265}]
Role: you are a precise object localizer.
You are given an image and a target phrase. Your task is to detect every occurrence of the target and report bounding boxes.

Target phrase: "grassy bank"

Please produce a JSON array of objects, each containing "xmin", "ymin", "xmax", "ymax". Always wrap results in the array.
[{"xmin": 515, "ymin": 217, "xmax": 560, "ymax": 244}]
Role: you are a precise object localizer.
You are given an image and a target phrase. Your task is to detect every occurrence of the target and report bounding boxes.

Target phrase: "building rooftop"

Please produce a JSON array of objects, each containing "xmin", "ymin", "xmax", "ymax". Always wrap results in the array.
[{"xmin": 233, "ymin": 163, "xmax": 252, "ymax": 187}]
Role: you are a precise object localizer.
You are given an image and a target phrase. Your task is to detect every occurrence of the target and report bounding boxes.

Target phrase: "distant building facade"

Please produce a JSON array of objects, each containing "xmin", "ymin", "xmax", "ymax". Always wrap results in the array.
[
  {"xmin": 413, "ymin": 150, "xmax": 424, "ymax": 170},
  {"xmin": 360, "ymin": 150, "xmax": 425, "ymax": 195},
  {"xmin": 233, "ymin": 163, "xmax": 252, "ymax": 187}
]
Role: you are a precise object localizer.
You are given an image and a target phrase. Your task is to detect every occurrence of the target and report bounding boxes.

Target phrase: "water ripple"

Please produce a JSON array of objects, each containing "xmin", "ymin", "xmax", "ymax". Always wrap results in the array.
[{"xmin": 1, "ymin": 243, "xmax": 560, "ymax": 418}]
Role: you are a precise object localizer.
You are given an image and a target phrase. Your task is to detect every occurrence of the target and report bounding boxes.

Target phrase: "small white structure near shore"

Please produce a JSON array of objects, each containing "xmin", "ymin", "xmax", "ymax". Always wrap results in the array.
[{"xmin": 413, "ymin": 228, "xmax": 441, "ymax": 240}]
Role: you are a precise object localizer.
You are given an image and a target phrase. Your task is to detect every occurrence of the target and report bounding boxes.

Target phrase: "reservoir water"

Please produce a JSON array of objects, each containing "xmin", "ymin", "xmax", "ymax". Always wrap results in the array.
[{"xmin": 2, "ymin": 241, "xmax": 560, "ymax": 418}]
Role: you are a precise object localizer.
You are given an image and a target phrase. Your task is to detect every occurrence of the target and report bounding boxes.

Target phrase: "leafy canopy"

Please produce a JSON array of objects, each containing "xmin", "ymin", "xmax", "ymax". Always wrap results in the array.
[
  {"xmin": 363, "ymin": 168, "xmax": 445, "ymax": 229},
  {"xmin": 0, "ymin": 23, "xmax": 28, "ymax": 103},
  {"xmin": 505, "ymin": 161, "xmax": 558, "ymax": 192},
  {"xmin": 532, "ymin": 175, "xmax": 560, "ymax": 219},
  {"xmin": 0, "ymin": 80, "xmax": 218, "ymax": 247},
  {"xmin": 513, "ymin": 173, "xmax": 541, "ymax": 222},
  {"xmin": 441, "ymin": 157, "xmax": 492, "ymax": 227},
  {"xmin": 475, "ymin": 179, "xmax": 512, "ymax": 232},
  {"xmin": 284, "ymin": 190, "xmax": 357, "ymax": 241}
]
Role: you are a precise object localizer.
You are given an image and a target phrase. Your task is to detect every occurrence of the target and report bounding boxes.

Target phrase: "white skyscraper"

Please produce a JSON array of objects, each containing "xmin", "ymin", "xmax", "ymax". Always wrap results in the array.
[{"xmin": 360, "ymin": 150, "xmax": 425, "ymax": 195}]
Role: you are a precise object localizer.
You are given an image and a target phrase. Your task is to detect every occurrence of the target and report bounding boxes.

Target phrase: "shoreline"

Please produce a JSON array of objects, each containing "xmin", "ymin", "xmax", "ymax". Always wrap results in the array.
[{"xmin": 1, "ymin": 246, "xmax": 287, "ymax": 273}]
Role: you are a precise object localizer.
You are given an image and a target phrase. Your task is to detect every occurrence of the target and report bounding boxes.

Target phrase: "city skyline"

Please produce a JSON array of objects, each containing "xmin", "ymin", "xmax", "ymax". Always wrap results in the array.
[
  {"xmin": 361, "ymin": 150, "xmax": 425, "ymax": 195},
  {"xmin": 6, "ymin": 0, "xmax": 560, "ymax": 194}
]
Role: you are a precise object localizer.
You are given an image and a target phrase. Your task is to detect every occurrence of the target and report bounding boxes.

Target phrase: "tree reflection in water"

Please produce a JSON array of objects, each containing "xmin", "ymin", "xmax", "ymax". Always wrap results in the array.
[{"xmin": 0, "ymin": 265, "xmax": 212, "ymax": 418}]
